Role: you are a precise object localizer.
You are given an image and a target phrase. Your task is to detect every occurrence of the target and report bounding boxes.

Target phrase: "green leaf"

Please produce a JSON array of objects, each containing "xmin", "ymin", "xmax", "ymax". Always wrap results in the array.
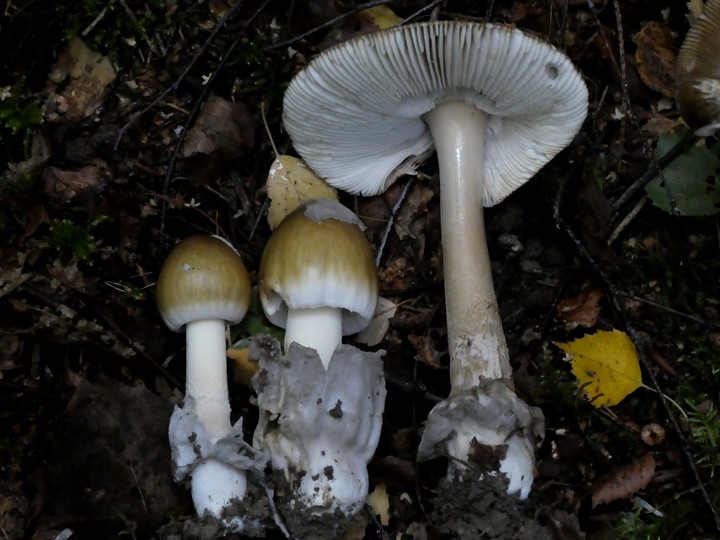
[{"xmin": 645, "ymin": 127, "xmax": 720, "ymax": 216}]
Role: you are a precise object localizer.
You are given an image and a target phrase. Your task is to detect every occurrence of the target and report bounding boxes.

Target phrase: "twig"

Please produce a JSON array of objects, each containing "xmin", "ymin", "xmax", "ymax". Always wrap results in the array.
[
  {"xmin": 607, "ymin": 196, "xmax": 646, "ymax": 244},
  {"xmin": 263, "ymin": 0, "xmax": 405, "ymax": 51},
  {"xmin": 158, "ymin": 0, "xmax": 275, "ymax": 239},
  {"xmin": 81, "ymin": 0, "xmax": 116, "ymax": 36},
  {"xmin": 611, "ymin": 130, "xmax": 697, "ymax": 212},
  {"xmin": 586, "ymin": 0, "xmax": 680, "ymax": 215},
  {"xmin": 614, "ymin": 290, "xmax": 720, "ymax": 329},
  {"xmin": 114, "ymin": 0, "xmax": 245, "ymax": 149},
  {"xmin": 376, "ymin": 178, "xmax": 414, "ymax": 267},
  {"xmin": 398, "ymin": 0, "xmax": 445, "ymax": 25}
]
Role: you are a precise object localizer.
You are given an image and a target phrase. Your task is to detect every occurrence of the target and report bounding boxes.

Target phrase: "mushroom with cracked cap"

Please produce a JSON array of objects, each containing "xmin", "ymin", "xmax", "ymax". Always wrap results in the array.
[{"xmin": 282, "ymin": 21, "xmax": 588, "ymax": 499}]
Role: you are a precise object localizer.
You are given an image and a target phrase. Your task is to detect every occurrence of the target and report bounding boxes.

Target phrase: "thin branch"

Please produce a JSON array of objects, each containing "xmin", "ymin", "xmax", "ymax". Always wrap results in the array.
[
  {"xmin": 611, "ymin": 130, "xmax": 697, "ymax": 212},
  {"xmin": 157, "ymin": 0, "xmax": 275, "ymax": 239},
  {"xmin": 263, "ymin": 0, "xmax": 406, "ymax": 51},
  {"xmin": 114, "ymin": 0, "xmax": 245, "ymax": 149},
  {"xmin": 586, "ymin": 0, "xmax": 680, "ymax": 215}
]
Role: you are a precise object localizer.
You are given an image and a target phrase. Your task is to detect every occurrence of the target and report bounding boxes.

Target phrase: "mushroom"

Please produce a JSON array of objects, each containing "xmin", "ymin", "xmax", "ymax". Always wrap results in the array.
[
  {"xmin": 675, "ymin": 0, "xmax": 720, "ymax": 137},
  {"xmin": 282, "ymin": 21, "xmax": 587, "ymax": 498},
  {"xmin": 258, "ymin": 197, "xmax": 379, "ymax": 367},
  {"xmin": 252, "ymin": 199, "xmax": 385, "ymax": 524},
  {"xmin": 156, "ymin": 235, "xmax": 263, "ymax": 523}
]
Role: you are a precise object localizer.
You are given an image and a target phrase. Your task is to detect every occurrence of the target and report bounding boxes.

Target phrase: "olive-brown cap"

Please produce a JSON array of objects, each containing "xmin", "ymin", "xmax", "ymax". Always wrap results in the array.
[
  {"xmin": 676, "ymin": 0, "xmax": 720, "ymax": 136},
  {"xmin": 259, "ymin": 199, "xmax": 378, "ymax": 335},
  {"xmin": 156, "ymin": 235, "xmax": 252, "ymax": 332}
]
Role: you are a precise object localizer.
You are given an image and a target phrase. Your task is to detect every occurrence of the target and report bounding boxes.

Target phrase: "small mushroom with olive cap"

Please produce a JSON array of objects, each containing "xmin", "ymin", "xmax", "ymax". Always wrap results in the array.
[
  {"xmin": 156, "ymin": 235, "xmax": 265, "ymax": 525},
  {"xmin": 252, "ymin": 198, "xmax": 385, "ymax": 523},
  {"xmin": 675, "ymin": 0, "xmax": 720, "ymax": 137},
  {"xmin": 257, "ymin": 197, "xmax": 379, "ymax": 367},
  {"xmin": 282, "ymin": 21, "xmax": 587, "ymax": 499}
]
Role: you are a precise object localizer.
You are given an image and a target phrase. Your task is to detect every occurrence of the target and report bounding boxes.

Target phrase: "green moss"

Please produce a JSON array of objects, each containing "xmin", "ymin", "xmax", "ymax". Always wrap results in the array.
[
  {"xmin": 47, "ymin": 217, "xmax": 106, "ymax": 263},
  {"xmin": 0, "ymin": 84, "xmax": 44, "ymax": 148}
]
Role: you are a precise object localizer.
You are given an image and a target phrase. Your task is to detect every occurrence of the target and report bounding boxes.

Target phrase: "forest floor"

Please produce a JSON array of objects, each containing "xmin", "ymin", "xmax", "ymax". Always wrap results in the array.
[{"xmin": 1, "ymin": 1, "xmax": 719, "ymax": 539}]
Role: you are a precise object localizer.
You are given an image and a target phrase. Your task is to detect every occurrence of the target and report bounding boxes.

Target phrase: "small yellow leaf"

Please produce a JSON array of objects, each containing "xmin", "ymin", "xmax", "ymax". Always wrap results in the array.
[
  {"xmin": 358, "ymin": 6, "xmax": 403, "ymax": 30},
  {"xmin": 686, "ymin": 0, "xmax": 705, "ymax": 19},
  {"xmin": 227, "ymin": 346, "xmax": 258, "ymax": 389},
  {"xmin": 266, "ymin": 156, "xmax": 337, "ymax": 229},
  {"xmin": 555, "ymin": 329, "xmax": 642, "ymax": 407}
]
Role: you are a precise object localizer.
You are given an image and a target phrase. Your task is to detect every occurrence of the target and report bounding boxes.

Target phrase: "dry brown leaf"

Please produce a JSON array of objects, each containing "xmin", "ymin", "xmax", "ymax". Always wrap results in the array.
[
  {"xmin": 592, "ymin": 453, "xmax": 656, "ymax": 507},
  {"xmin": 43, "ymin": 163, "xmax": 107, "ymax": 203},
  {"xmin": 46, "ymin": 37, "xmax": 116, "ymax": 121},
  {"xmin": 555, "ymin": 288, "xmax": 603, "ymax": 328},
  {"xmin": 180, "ymin": 95, "xmax": 255, "ymax": 159},
  {"xmin": 395, "ymin": 183, "xmax": 434, "ymax": 241},
  {"xmin": 408, "ymin": 333, "xmax": 443, "ymax": 367},
  {"xmin": 633, "ymin": 21, "xmax": 677, "ymax": 98}
]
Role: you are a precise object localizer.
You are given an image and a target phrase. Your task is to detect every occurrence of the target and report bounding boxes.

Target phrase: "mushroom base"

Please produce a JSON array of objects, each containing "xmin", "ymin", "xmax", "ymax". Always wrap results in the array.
[
  {"xmin": 251, "ymin": 336, "xmax": 386, "ymax": 534},
  {"xmin": 417, "ymin": 379, "xmax": 545, "ymax": 500},
  {"xmin": 168, "ymin": 401, "xmax": 268, "ymax": 527}
]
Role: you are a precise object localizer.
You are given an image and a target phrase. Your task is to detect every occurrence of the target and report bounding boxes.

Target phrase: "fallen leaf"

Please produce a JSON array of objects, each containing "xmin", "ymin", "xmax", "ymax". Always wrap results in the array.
[
  {"xmin": 555, "ymin": 288, "xmax": 603, "ymax": 329},
  {"xmin": 180, "ymin": 95, "xmax": 255, "ymax": 159},
  {"xmin": 646, "ymin": 127, "xmax": 720, "ymax": 216},
  {"xmin": 43, "ymin": 163, "xmax": 107, "ymax": 203},
  {"xmin": 633, "ymin": 21, "xmax": 677, "ymax": 97},
  {"xmin": 408, "ymin": 332, "xmax": 443, "ymax": 367},
  {"xmin": 592, "ymin": 454, "xmax": 656, "ymax": 507},
  {"xmin": 265, "ymin": 156, "xmax": 337, "ymax": 229},
  {"xmin": 555, "ymin": 329, "xmax": 643, "ymax": 407},
  {"xmin": 46, "ymin": 37, "xmax": 116, "ymax": 121},
  {"xmin": 228, "ymin": 345, "xmax": 257, "ymax": 389},
  {"xmin": 356, "ymin": 5, "xmax": 403, "ymax": 31},
  {"xmin": 395, "ymin": 183, "xmax": 434, "ymax": 241},
  {"xmin": 357, "ymin": 296, "xmax": 398, "ymax": 346},
  {"xmin": 366, "ymin": 483, "xmax": 390, "ymax": 526},
  {"xmin": 687, "ymin": 0, "xmax": 705, "ymax": 20}
]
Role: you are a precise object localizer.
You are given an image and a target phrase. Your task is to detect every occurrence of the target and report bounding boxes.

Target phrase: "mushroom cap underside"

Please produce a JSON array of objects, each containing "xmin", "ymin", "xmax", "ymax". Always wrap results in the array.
[{"xmin": 283, "ymin": 21, "xmax": 589, "ymax": 205}]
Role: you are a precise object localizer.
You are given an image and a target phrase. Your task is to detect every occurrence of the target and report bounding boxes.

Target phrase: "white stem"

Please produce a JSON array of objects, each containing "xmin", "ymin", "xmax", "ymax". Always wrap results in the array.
[
  {"xmin": 423, "ymin": 102, "xmax": 512, "ymax": 393},
  {"xmin": 185, "ymin": 319, "xmax": 232, "ymax": 440},
  {"xmin": 285, "ymin": 306, "xmax": 343, "ymax": 369}
]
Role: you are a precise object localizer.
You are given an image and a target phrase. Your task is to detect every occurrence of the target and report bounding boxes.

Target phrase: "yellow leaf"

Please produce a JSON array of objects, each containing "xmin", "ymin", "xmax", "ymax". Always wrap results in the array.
[
  {"xmin": 227, "ymin": 346, "xmax": 258, "ymax": 389},
  {"xmin": 686, "ymin": 0, "xmax": 705, "ymax": 19},
  {"xmin": 358, "ymin": 6, "xmax": 403, "ymax": 30},
  {"xmin": 265, "ymin": 156, "xmax": 337, "ymax": 229},
  {"xmin": 555, "ymin": 329, "xmax": 642, "ymax": 407}
]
